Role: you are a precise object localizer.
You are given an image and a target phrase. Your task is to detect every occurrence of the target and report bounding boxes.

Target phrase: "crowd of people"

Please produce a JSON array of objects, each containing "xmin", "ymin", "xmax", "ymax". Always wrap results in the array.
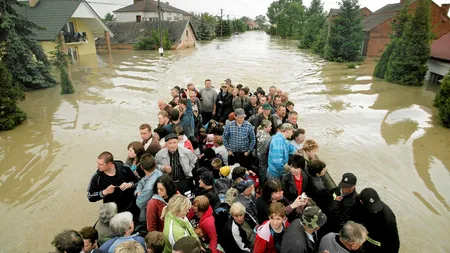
[{"xmin": 51, "ymin": 79, "xmax": 400, "ymax": 253}]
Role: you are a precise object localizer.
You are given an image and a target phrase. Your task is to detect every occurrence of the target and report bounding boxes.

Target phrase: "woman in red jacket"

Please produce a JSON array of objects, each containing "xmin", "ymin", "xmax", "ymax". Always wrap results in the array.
[
  {"xmin": 187, "ymin": 195, "xmax": 220, "ymax": 253},
  {"xmin": 146, "ymin": 175, "xmax": 177, "ymax": 232},
  {"xmin": 253, "ymin": 202, "xmax": 289, "ymax": 253}
]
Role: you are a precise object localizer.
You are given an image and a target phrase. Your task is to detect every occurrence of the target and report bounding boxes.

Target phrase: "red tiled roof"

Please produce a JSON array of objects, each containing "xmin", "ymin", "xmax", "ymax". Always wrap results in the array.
[{"xmin": 431, "ymin": 32, "xmax": 450, "ymax": 61}]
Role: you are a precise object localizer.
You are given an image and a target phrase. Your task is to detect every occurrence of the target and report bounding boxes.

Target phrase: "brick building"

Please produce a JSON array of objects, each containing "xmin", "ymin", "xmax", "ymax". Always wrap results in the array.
[{"xmin": 362, "ymin": 0, "xmax": 450, "ymax": 57}]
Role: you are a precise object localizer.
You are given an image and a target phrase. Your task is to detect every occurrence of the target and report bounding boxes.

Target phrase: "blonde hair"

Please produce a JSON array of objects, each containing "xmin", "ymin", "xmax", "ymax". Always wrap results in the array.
[
  {"xmin": 113, "ymin": 241, "xmax": 145, "ymax": 253},
  {"xmin": 303, "ymin": 139, "xmax": 319, "ymax": 152},
  {"xmin": 193, "ymin": 195, "xmax": 210, "ymax": 212},
  {"xmin": 161, "ymin": 194, "xmax": 191, "ymax": 219},
  {"xmin": 230, "ymin": 202, "xmax": 246, "ymax": 216}
]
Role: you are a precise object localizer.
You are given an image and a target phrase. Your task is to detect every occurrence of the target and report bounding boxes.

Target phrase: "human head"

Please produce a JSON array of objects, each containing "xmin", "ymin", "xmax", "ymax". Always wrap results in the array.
[
  {"xmin": 193, "ymin": 195, "xmax": 210, "ymax": 214},
  {"xmin": 308, "ymin": 160, "xmax": 327, "ymax": 177},
  {"xmin": 211, "ymin": 157, "xmax": 222, "ymax": 170},
  {"xmin": 140, "ymin": 154, "xmax": 156, "ymax": 173},
  {"xmin": 174, "ymin": 125, "xmax": 185, "ymax": 141},
  {"xmin": 97, "ymin": 151, "xmax": 114, "ymax": 172},
  {"xmin": 250, "ymin": 95, "xmax": 257, "ymax": 105},
  {"xmin": 242, "ymin": 86, "xmax": 250, "ymax": 95},
  {"xmin": 269, "ymin": 202, "xmax": 286, "ymax": 230},
  {"xmin": 173, "ymin": 97, "xmax": 180, "ymax": 105},
  {"xmin": 213, "ymin": 135, "xmax": 223, "ymax": 148},
  {"xmin": 220, "ymin": 83, "xmax": 228, "ymax": 93},
  {"xmin": 302, "ymin": 139, "xmax": 319, "ymax": 157},
  {"xmin": 340, "ymin": 173, "xmax": 357, "ymax": 194},
  {"xmin": 127, "ymin": 141, "xmax": 145, "ymax": 161},
  {"xmin": 139, "ymin": 123, "xmax": 152, "ymax": 141},
  {"xmin": 281, "ymin": 92, "xmax": 289, "ymax": 103},
  {"xmin": 287, "ymin": 111, "xmax": 298, "ymax": 126},
  {"xmin": 238, "ymin": 89, "xmax": 245, "ymax": 97},
  {"xmin": 276, "ymin": 88, "xmax": 282, "ymax": 95},
  {"xmin": 153, "ymin": 174, "xmax": 177, "ymax": 199},
  {"xmin": 292, "ymin": 128, "xmax": 305, "ymax": 143},
  {"xmin": 164, "ymin": 133, "xmax": 179, "ymax": 153},
  {"xmin": 79, "ymin": 227, "xmax": 98, "ymax": 253},
  {"xmin": 52, "ymin": 230, "xmax": 84, "ymax": 253},
  {"xmin": 171, "ymin": 86, "xmax": 180, "ymax": 98},
  {"xmin": 359, "ymin": 188, "xmax": 383, "ymax": 213},
  {"xmin": 259, "ymin": 95, "xmax": 267, "ymax": 105},
  {"xmin": 157, "ymin": 110, "xmax": 170, "ymax": 126},
  {"xmin": 231, "ymin": 166, "xmax": 247, "ymax": 180},
  {"xmin": 285, "ymin": 101, "xmax": 295, "ymax": 112},
  {"xmin": 219, "ymin": 166, "xmax": 231, "ymax": 177},
  {"xmin": 232, "ymin": 88, "xmax": 239, "ymax": 97},
  {"xmin": 110, "ymin": 212, "xmax": 134, "ymax": 237},
  {"xmin": 276, "ymin": 104, "xmax": 286, "ymax": 118},
  {"xmin": 262, "ymin": 179, "xmax": 283, "ymax": 202},
  {"xmin": 99, "ymin": 202, "xmax": 118, "ymax": 224},
  {"xmin": 234, "ymin": 108, "xmax": 246, "ymax": 124},
  {"xmin": 259, "ymin": 119, "xmax": 272, "ymax": 133},
  {"xmin": 170, "ymin": 109, "xmax": 180, "ymax": 122},
  {"xmin": 230, "ymin": 202, "xmax": 246, "ymax": 225},
  {"xmin": 236, "ymin": 180, "xmax": 254, "ymax": 197},
  {"xmin": 279, "ymin": 123, "xmax": 294, "ymax": 139},
  {"xmin": 199, "ymin": 171, "xmax": 214, "ymax": 189},
  {"xmin": 269, "ymin": 86, "xmax": 277, "ymax": 96},
  {"xmin": 204, "ymin": 79, "xmax": 212, "ymax": 88},
  {"xmin": 262, "ymin": 102, "xmax": 272, "ymax": 116},
  {"xmin": 189, "ymin": 90, "xmax": 197, "ymax": 102},
  {"xmin": 255, "ymin": 105, "xmax": 263, "ymax": 115},
  {"xmin": 157, "ymin": 100, "xmax": 166, "ymax": 111},
  {"xmin": 339, "ymin": 221, "xmax": 368, "ymax": 251},
  {"xmin": 289, "ymin": 154, "xmax": 306, "ymax": 174},
  {"xmin": 172, "ymin": 236, "xmax": 202, "ymax": 253},
  {"xmin": 187, "ymin": 83, "xmax": 194, "ymax": 91},
  {"xmin": 114, "ymin": 241, "xmax": 145, "ymax": 253},
  {"xmin": 273, "ymin": 95, "xmax": 282, "ymax": 107},
  {"xmin": 145, "ymin": 231, "xmax": 165, "ymax": 253},
  {"xmin": 301, "ymin": 206, "xmax": 327, "ymax": 231},
  {"xmin": 224, "ymin": 78, "xmax": 232, "ymax": 86},
  {"xmin": 162, "ymin": 194, "xmax": 191, "ymax": 219}
]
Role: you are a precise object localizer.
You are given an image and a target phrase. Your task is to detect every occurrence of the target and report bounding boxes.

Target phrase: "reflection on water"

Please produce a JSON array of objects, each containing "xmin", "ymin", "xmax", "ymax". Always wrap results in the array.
[{"xmin": 0, "ymin": 31, "xmax": 449, "ymax": 252}]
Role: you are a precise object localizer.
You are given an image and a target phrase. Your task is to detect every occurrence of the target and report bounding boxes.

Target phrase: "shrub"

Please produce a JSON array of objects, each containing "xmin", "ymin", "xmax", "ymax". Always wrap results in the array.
[
  {"xmin": 347, "ymin": 63, "xmax": 356, "ymax": 69},
  {"xmin": 134, "ymin": 29, "xmax": 172, "ymax": 50},
  {"xmin": 435, "ymin": 71, "xmax": 450, "ymax": 128}
]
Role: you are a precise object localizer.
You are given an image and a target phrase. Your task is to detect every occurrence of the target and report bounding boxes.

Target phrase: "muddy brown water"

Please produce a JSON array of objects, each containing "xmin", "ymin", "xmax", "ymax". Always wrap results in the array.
[{"xmin": 0, "ymin": 31, "xmax": 449, "ymax": 252}]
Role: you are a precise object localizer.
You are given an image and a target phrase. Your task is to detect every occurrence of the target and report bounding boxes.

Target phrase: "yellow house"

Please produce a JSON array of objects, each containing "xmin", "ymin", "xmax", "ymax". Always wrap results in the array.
[{"xmin": 15, "ymin": 0, "xmax": 113, "ymax": 63}]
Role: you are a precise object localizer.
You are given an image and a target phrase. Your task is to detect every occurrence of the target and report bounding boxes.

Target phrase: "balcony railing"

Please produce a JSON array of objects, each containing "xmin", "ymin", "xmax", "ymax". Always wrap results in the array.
[{"xmin": 64, "ymin": 32, "xmax": 87, "ymax": 43}]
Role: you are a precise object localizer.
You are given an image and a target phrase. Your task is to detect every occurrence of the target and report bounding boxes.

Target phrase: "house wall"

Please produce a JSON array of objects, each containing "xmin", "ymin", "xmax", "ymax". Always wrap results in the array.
[
  {"xmin": 115, "ymin": 11, "xmax": 185, "ymax": 22},
  {"xmin": 426, "ymin": 58, "xmax": 450, "ymax": 80},
  {"xmin": 365, "ymin": 1, "xmax": 450, "ymax": 57},
  {"xmin": 176, "ymin": 24, "xmax": 196, "ymax": 50}
]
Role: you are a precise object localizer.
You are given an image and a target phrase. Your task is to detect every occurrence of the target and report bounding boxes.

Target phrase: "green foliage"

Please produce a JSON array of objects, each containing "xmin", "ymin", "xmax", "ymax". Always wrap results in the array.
[
  {"xmin": 134, "ymin": 29, "xmax": 172, "ymax": 50},
  {"xmin": 347, "ymin": 63, "xmax": 356, "ymax": 69},
  {"xmin": 231, "ymin": 19, "xmax": 248, "ymax": 33},
  {"xmin": 60, "ymin": 67, "xmax": 74, "ymax": 94},
  {"xmin": 215, "ymin": 20, "xmax": 232, "ymax": 37},
  {"xmin": 311, "ymin": 23, "xmax": 327, "ymax": 56},
  {"xmin": 103, "ymin": 12, "xmax": 116, "ymax": 22},
  {"xmin": 325, "ymin": 0, "xmax": 364, "ymax": 62},
  {"xmin": 299, "ymin": 13, "xmax": 326, "ymax": 49},
  {"xmin": 434, "ymin": 71, "xmax": 450, "ymax": 128},
  {"xmin": 266, "ymin": 26, "xmax": 278, "ymax": 35},
  {"xmin": 1, "ymin": 0, "xmax": 56, "ymax": 90},
  {"xmin": 0, "ymin": 60, "xmax": 27, "ymax": 131},
  {"xmin": 267, "ymin": 0, "xmax": 305, "ymax": 39},
  {"xmin": 373, "ymin": 7, "xmax": 410, "ymax": 79},
  {"xmin": 385, "ymin": 0, "xmax": 432, "ymax": 86},
  {"xmin": 255, "ymin": 15, "xmax": 267, "ymax": 29},
  {"xmin": 197, "ymin": 18, "xmax": 213, "ymax": 41},
  {"xmin": 50, "ymin": 38, "xmax": 74, "ymax": 94}
]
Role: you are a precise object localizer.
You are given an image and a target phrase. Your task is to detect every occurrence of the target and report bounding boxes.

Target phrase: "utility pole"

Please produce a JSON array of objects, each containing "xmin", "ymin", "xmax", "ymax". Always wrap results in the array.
[
  {"xmin": 220, "ymin": 9, "xmax": 223, "ymax": 37},
  {"xmin": 158, "ymin": 0, "xmax": 163, "ymax": 56}
]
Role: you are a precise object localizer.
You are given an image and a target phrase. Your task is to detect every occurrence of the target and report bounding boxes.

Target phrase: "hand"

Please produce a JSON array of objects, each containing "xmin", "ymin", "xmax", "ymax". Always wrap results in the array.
[
  {"xmin": 248, "ymin": 170, "xmax": 256, "ymax": 176},
  {"xmin": 163, "ymin": 165, "xmax": 172, "ymax": 173},
  {"xmin": 244, "ymin": 152, "xmax": 249, "ymax": 156},
  {"xmin": 102, "ymin": 185, "xmax": 115, "ymax": 196},
  {"xmin": 212, "ymin": 111, "xmax": 216, "ymax": 116},
  {"xmin": 136, "ymin": 192, "xmax": 141, "ymax": 196},
  {"xmin": 119, "ymin": 182, "xmax": 132, "ymax": 191},
  {"xmin": 335, "ymin": 196, "xmax": 343, "ymax": 201},
  {"xmin": 291, "ymin": 195, "xmax": 308, "ymax": 209},
  {"xmin": 228, "ymin": 151, "xmax": 234, "ymax": 156}
]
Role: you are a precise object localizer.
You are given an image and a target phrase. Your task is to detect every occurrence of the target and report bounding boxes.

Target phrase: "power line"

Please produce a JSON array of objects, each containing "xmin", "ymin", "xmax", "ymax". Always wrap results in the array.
[{"xmin": 86, "ymin": 1, "xmax": 126, "ymax": 6}]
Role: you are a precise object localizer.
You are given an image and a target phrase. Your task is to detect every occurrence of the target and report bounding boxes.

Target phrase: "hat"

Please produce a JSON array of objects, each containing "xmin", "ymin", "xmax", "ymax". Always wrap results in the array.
[
  {"xmin": 262, "ymin": 103, "xmax": 272, "ymax": 110},
  {"xmin": 234, "ymin": 108, "xmax": 246, "ymax": 118},
  {"xmin": 339, "ymin": 173, "xmax": 357, "ymax": 188},
  {"xmin": 360, "ymin": 188, "xmax": 383, "ymax": 213},
  {"xmin": 236, "ymin": 180, "xmax": 253, "ymax": 193},
  {"xmin": 164, "ymin": 133, "xmax": 178, "ymax": 142},
  {"xmin": 279, "ymin": 123, "xmax": 294, "ymax": 131},
  {"xmin": 221, "ymin": 83, "xmax": 228, "ymax": 88},
  {"xmin": 301, "ymin": 206, "xmax": 327, "ymax": 229},
  {"xmin": 224, "ymin": 78, "xmax": 232, "ymax": 83},
  {"xmin": 211, "ymin": 158, "xmax": 222, "ymax": 168},
  {"xmin": 199, "ymin": 172, "xmax": 214, "ymax": 186},
  {"xmin": 220, "ymin": 166, "xmax": 231, "ymax": 177}
]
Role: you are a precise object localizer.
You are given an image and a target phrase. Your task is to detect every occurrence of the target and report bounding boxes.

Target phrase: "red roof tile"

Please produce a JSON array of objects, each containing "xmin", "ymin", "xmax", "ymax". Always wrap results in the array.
[{"xmin": 431, "ymin": 32, "xmax": 450, "ymax": 61}]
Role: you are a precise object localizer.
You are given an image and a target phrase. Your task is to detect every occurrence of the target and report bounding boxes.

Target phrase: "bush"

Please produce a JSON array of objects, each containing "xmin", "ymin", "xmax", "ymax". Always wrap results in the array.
[
  {"xmin": 435, "ymin": 71, "xmax": 450, "ymax": 128},
  {"xmin": 134, "ymin": 29, "xmax": 172, "ymax": 50},
  {"xmin": 347, "ymin": 63, "xmax": 356, "ymax": 69},
  {"xmin": 60, "ymin": 67, "xmax": 74, "ymax": 94}
]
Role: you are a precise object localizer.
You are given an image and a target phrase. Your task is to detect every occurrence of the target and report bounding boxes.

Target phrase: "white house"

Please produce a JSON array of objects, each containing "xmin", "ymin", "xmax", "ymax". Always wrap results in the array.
[
  {"xmin": 426, "ymin": 32, "xmax": 450, "ymax": 84},
  {"xmin": 114, "ymin": 0, "xmax": 192, "ymax": 23}
]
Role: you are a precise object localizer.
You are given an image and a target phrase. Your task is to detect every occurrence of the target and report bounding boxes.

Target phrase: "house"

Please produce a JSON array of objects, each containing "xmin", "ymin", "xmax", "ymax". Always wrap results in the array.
[
  {"xmin": 113, "ymin": 0, "xmax": 192, "ymax": 23},
  {"xmin": 426, "ymin": 32, "xmax": 450, "ymax": 84},
  {"xmin": 15, "ymin": 0, "xmax": 113, "ymax": 63},
  {"xmin": 327, "ymin": 7, "xmax": 372, "ymax": 20},
  {"xmin": 246, "ymin": 21, "xmax": 259, "ymax": 30},
  {"xmin": 97, "ymin": 20, "xmax": 197, "ymax": 50},
  {"xmin": 362, "ymin": 0, "xmax": 450, "ymax": 57}
]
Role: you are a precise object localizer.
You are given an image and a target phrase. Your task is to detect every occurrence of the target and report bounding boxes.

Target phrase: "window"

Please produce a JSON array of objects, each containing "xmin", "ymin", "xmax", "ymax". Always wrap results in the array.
[
  {"xmin": 68, "ymin": 47, "xmax": 78, "ymax": 64},
  {"xmin": 136, "ymin": 15, "xmax": 141, "ymax": 23},
  {"xmin": 186, "ymin": 30, "xmax": 188, "ymax": 37},
  {"xmin": 63, "ymin": 21, "xmax": 76, "ymax": 34}
]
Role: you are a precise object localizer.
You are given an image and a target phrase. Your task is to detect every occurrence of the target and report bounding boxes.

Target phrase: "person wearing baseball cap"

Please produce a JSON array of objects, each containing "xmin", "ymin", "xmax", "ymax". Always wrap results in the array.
[
  {"xmin": 215, "ymin": 83, "xmax": 233, "ymax": 123},
  {"xmin": 354, "ymin": 188, "xmax": 400, "ymax": 253},
  {"xmin": 252, "ymin": 102, "xmax": 277, "ymax": 135},
  {"xmin": 281, "ymin": 205, "xmax": 327, "ymax": 253},
  {"xmin": 233, "ymin": 179, "xmax": 258, "ymax": 224},
  {"xmin": 327, "ymin": 173, "xmax": 358, "ymax": 234}
]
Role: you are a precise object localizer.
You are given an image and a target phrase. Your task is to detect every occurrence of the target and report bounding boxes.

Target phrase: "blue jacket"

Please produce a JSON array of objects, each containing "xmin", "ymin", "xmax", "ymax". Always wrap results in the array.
[
  {"xmin": 134, "ymin": 169, "xmax": 163, "ymax": 222},
  {"xmin": 99, "ymin": 234, "xmax": 146, "ymax": 253},
  {"xmin": 181, "ymin": 99, "xmax": 195, "ymax": 137},
  {"xmin": 267, "ymin": 133, "xmax": 295, "ymax": 178}
]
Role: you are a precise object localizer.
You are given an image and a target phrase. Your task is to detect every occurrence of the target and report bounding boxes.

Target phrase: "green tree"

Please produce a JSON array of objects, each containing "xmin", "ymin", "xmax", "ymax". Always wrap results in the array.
[
  {"xmin": 434, "ymin": 71, "xmax": 450, "ymax": 128},
  {"xmin": 133, "ymin": 29, "xmax": 172, "ymax": 50},
  {"xmin": 103, "ymin": 12, "xmax": 116, "ymax": 22},
  {"xmin": 385, "ymin": 0, "xmax": 432, "ymax": 86},
  {"xmin": 277, "ymin": 0, "xmax": 305, "ymax": 39},
  {"xmin": 0, "ymin": 58, "xmax": 27, "ymax": 131},
  {"xmin": 373, "ymin": 7, "xmax": 410, "ymax": 78},
  {"xmin": 325, "ymin": 0, "xmax": 364, "ymax": 62},
  {"xmin": 197, "ymin": 18, "xmax": 213, "ymax": 40},
  {"xmin": 1, "ymin": 0, "xmax": 56, "ymax": 90},
  {"xmin": 311, "ymin": 23, "xmax": 328, "ymax": 56},
  {"xmin": 50, "ymin": 37, "xmax": 74, "ymax": 94},
  {"xmin": 299, "ymin": 10, "xmax": 325, "ymax": 49},
  {"xmin": 255, "ymin": 15, "xmax": 267, "ymax": 29},
  {"xmin": 215, "ymin": 20, "xmax": 232, "ymax": 37},
  {"xmin": 232, "ymin": 19, "xmax": 248, "ymax": 33}
]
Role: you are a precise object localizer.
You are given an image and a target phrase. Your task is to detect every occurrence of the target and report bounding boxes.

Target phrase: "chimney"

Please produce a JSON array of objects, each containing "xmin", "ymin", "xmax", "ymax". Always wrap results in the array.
[
  {"xmin": 29, "ymin": 0, "xmax": 39, "ymax": 7},
  {"xmin": 442, "ymin": 4, "xmax": 450, "ymax": 16}
]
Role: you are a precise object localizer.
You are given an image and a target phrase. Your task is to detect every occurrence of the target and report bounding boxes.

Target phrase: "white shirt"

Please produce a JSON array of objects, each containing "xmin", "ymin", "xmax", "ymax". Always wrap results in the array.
[
  {"xmin": 213, "ymin": 145, "xmax": 229, "ymax": 165},
  {"xmin": 291, "ymin": 140, "xmax": 303, "ymax": 150}
]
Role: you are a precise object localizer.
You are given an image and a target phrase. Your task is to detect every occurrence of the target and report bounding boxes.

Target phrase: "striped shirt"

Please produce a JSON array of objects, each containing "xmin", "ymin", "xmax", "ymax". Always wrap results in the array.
[{"xmin": 223, "ymin": 121, "xmax": 256, "ymax": 153}]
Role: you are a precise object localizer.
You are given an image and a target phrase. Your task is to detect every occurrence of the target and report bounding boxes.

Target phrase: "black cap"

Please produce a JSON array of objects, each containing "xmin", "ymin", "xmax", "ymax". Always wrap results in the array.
[
  {"xmin": 164, "ymin": 133, "xmax": 178, "ymax": 142},
  {"xmin": 360, "ymin": 188, "xmax": 383, "ymax": 213},
  {"xmin": 199, "ymin": 171, "xmax": 214, "ymax": 186},
  {"xmin": 339, "ymin": 173, "xmax": 357, "ymax": 188}
]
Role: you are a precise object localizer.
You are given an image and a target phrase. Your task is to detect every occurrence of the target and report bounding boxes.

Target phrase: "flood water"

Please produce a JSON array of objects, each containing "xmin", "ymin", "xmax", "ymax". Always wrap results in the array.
[{"xmin": 0, "ymin": 31, "xmax": 449, "ymax": 252}]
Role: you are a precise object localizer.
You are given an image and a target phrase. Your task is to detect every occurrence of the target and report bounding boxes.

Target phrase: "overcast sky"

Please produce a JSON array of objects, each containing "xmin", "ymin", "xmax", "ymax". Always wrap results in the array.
[{"xmin": 89, "ymin": 0, "xmax": 450, "ymax": 19}]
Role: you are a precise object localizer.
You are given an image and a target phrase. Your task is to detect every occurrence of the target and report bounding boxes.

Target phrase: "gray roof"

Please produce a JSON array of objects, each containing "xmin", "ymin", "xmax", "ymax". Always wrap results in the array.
[
  {"xmin": 363, "ymin": 1, "xmax": 417, "ymax": 31},
  {"xmin": 328, "ymin": 7, "xmax": 372, "ymax": 17},
  {"xmin": 103, "ymin": 20, "xmax": 196, "ymax": 44},
  {"xmin": 114, "ymin": 0, "xmax": 192, "ymax": 16},
  {"xmin": 14, "ymin": 0, "xmax": 82, "ymax": 41}
]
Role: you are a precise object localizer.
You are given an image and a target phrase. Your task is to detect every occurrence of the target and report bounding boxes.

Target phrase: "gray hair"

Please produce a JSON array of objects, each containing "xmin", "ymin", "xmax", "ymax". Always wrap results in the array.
[
  {"xmin": 99, "ymin": 202, "xmax": 118, "ymax": 224},
  {"xmin": 339, "ymin": 221, "xmax": 368, "ymax": 245},
  {"xmin": 288, "ymin": 111, "xmax": 298, "ymax": 116},
  {"xmin": 110, "ymin": 212, "xmax": 133, "ymax": 236}
]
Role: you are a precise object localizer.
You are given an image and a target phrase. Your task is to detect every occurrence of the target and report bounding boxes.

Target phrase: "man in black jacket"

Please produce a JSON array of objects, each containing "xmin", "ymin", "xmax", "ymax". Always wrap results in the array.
[
  {"xmin": 87, "ymin": 151, "xmax": 139, "ymax": 219},
  {"xmin": 327, "ymin": 173, "xmax": 358, "ymax": 233},
  {"xmin": 251, "ymin": 103, "xmax": 277, "ymax": 135},
  {"xmin": 354, "ymin": 188, "xmax": 400, "ymax": 253},
  {"xmin": 215, "ymin": 84, "xmax": 233, "ymax": 123}
]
